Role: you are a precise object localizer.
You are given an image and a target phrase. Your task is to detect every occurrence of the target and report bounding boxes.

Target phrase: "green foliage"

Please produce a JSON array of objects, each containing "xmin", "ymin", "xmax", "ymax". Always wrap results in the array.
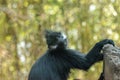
[{"xmin": 0, "ymin": 0, "xmax": 120, "ymax": 80}]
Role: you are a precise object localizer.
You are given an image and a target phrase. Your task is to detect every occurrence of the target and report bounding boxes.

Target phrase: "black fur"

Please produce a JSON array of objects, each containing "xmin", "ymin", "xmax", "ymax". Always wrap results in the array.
[{"xmin": 28, "ymin": 30, "xmax": 114, "ymax": 80}]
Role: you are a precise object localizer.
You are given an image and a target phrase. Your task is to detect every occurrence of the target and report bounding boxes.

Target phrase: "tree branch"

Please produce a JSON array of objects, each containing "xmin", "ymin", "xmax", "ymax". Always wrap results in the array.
[{"xmin": 103, "ymin": 44, "xmax": 120, "ymax": 80}]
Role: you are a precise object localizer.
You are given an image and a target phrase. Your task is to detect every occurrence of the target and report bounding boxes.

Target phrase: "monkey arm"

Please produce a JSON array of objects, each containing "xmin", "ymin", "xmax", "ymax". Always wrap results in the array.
[
  {"xmin": 85, "ymin": 39, "xmax": 114, "ymax": 70},
  {"xmin": 66, "ymin": 39, "xmax": 114, "ymax": 70}
]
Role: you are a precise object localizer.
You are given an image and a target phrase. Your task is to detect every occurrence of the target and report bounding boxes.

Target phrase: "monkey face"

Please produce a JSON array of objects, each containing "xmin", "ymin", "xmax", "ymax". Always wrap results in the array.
[{"xmin": 45, "ymin": 30, "xmax": 67, "ymax": 50}]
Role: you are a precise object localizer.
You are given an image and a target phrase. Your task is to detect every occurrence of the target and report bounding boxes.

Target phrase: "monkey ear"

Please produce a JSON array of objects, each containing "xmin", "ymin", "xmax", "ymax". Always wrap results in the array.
[{"xmin": 44, "ymin": 30, "xmax": 52, "ymax": 38}]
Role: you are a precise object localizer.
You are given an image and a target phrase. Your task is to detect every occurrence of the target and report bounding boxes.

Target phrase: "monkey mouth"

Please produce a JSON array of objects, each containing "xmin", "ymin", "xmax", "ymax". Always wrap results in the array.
[{"xmin": 49, "ymin": 45, "xmax": 58, "ymax": 50}]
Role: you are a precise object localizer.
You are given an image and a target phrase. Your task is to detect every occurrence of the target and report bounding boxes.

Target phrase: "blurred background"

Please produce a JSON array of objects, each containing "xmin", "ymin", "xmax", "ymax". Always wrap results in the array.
[{"xmin": 0, "ymin": 0, "xmax": 120, "ymax": 80}]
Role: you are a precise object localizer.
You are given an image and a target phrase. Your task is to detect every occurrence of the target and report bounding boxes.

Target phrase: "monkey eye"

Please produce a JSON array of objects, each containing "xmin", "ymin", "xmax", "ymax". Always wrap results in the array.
[{"xmin": 56, "ymin": 35, "xmax": 64, "ymax": 40}]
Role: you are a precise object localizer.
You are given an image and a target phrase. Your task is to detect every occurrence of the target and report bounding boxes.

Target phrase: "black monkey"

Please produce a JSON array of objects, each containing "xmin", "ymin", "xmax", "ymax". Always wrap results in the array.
[{"xmin": 28, "ymin": 30, "xmax": 114, "ymax": 80}]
